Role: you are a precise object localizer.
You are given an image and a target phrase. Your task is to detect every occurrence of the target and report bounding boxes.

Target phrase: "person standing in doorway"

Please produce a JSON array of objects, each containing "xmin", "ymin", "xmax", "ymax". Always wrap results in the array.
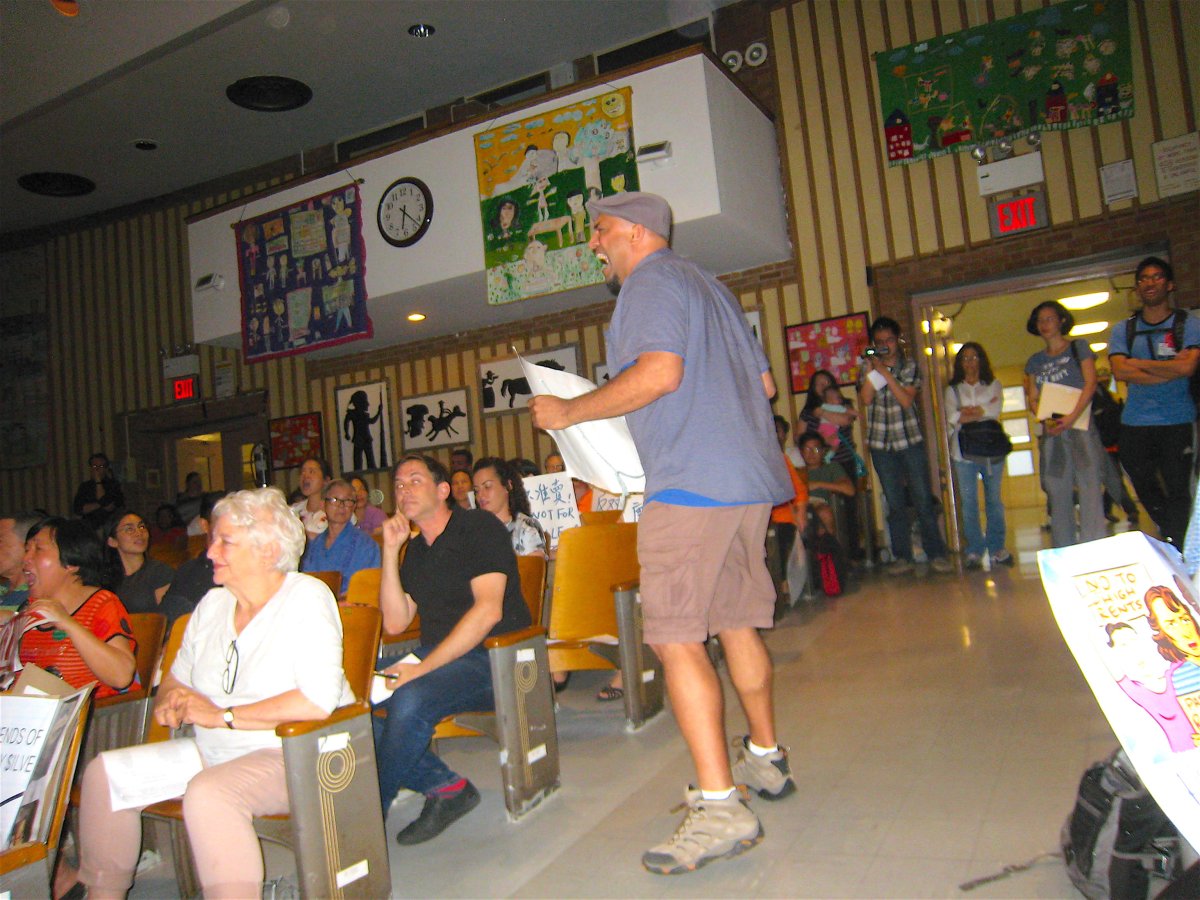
[
  {"xmin": 529, "ymin": 192, "xmax": 794, "ymax": 875},
  {"xmin": 858, "ymin": 316, "xmax": 952, "ymax": 574},
  {"xmin": 1109, "ymin": 257, "xmax": 1200, "ymax": 547}
]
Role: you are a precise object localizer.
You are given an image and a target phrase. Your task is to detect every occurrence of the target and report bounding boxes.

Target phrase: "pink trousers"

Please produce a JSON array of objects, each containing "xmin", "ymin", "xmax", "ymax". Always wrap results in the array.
[{"xmin": 78, "ymin": 747, "xmax": 289, "ymax": 899}]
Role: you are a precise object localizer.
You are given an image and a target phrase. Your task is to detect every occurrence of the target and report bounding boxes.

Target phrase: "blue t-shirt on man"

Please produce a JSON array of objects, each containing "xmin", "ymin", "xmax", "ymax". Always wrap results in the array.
[{"xmin": 1108, "ymin": 312, "xmax": 1200, "ymax": 426}]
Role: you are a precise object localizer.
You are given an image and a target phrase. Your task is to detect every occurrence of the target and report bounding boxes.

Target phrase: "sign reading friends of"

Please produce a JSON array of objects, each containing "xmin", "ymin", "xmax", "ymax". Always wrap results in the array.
[{"xmin": 1039, "ymin": 531, "xmax": 1200, "ymax": 852}]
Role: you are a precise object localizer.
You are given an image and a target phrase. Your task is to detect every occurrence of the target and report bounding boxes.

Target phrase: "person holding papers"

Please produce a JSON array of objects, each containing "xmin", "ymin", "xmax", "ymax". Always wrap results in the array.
[
  {"xmin": 72, "ymin": 488, "xmax": 353, "ymax": 900},
  {"xmin": 1024, "ymin": 300, "xmax": 1107, "ymax": 547}
]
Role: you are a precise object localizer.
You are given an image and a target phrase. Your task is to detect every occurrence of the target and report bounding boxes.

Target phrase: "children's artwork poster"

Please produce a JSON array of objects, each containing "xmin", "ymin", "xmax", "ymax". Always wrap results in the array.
[
  {"xmin": 268, "ymin": 413, "xmax": 323, "ymax": 471},
  {"xmin": 474, "ymin": 88, "xmax": 638, "ymax": 305},
  {"xmin": 234, "ymin": 183, "xmax": 372, "ymax": 363},
  {"xmin": 478, "ymin": 345, "xmax": 579, "ymax": 417},
  {"xmin": 876, "ymin": 0, "xmax": 1132, "ymax": 166},
  {"xmin": 1039, "ymin": 531, "xmax": 1200, "ymax": 851},
  {"xmin": 335, "ymin": 381, "xmax": 392, "ymax": 474},
  {"xmin": 524, "ymin": 472, "xmax": 580, "ymax": 551},
  {"xmin": 786, "ymin": 313, "xmax": 870, "ymax": 394},
  {"xmin": 399, "ymin": 388, "xmax": 471, "ymax": 452},
  {"xmin": 0, "ymin": 314, "xmax": 49, "ymax": 469}
]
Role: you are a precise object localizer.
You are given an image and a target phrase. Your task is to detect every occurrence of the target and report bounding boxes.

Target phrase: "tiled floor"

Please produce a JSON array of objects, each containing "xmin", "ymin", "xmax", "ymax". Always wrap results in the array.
[{"xmin": 130, "ymin": 507, "xmax": 1160, "ymax": 898}]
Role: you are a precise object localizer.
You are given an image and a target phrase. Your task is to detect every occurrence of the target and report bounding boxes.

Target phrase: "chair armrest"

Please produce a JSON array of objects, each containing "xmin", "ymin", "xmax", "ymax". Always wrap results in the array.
[
  {"xmin": 274, "ymin": 702, "xmax": 370, "ymax": 738},
  {"xmin": 611, "ymin": 579, "xmax": 639, "ymax": 593},
  {"xmin": 0, "ymin": 841, "xmax": 47, "ymax": 876},
  {"xmin": 484, "ymin": 625, "xmax": 546, "ymax": 650},
  {"xmin": 93, "ymin": 687, "xmax": 148, "ymax": 709}
]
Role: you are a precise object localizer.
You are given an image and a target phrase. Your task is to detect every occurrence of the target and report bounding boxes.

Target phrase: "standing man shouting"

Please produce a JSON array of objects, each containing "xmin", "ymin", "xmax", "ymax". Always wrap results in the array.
[
  {"xmin": 529, "ymin": 192, "xmax": 794, "ymax": 875},
  {"xmin": 1109, "ymin": 256, "xmax": 1200, "ymax": 547}
]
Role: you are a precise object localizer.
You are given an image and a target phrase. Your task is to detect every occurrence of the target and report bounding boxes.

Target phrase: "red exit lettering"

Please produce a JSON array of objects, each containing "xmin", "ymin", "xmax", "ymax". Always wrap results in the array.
[
  {"xmin": 996, "ymin": 196, "xmax": 1037, "ymax": 234},
  {"xmin": 173, "ymin": 377, "xmax": 196, "ymax": 401}
]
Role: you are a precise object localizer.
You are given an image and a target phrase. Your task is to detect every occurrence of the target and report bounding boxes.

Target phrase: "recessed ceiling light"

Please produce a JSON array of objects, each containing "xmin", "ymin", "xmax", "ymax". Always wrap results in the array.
[
  {"xmin": 132, "ymin": 139, "xmax": 159, "ymax": 151},
  {"xmin": 1071, "ymin": 321, "xmax": 1110, "ymax": 336},
  {"xmin": 408, "ymin": 23, "xmax": 435, "ymax": 38},
  {"xmin": 1090, "ymin": 342, "xmax": 1108, "ymax": 352},
  {"xmin": 18, "ymin": 171, "xmax": 95, "ymax": 197},
  {"xmin": 226, "ymin": 76, "xmax": 312, "ymax": 112},
  {"xmin": 1059, "ymin": 291, "xmax": 1109, "ymax": 310},
  {"xmin": 407, "ymin": 312, "xmax": 427, "ymax": 322}
]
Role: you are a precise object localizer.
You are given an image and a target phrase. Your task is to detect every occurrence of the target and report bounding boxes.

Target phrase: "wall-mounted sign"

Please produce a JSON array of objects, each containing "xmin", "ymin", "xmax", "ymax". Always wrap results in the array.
[
  {"xmin": 987, "ymin": 189, "xmax": 1048, "ymax": 239},
  {"xmin": 170, "ymin": 375, "xmax": 198, "ymax": 402}
]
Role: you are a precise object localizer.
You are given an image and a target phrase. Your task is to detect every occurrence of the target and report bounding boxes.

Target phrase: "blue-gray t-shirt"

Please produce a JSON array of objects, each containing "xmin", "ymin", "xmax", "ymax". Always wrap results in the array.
[
  {"xmin": 1025, "ymin": 338, "xmax": 1092, "ymax": 391},
  {"xmin": 1108, "ymin": 311, "xmax": 1200, "ymax": 426},
  {"xmin": 606, "ymin": 248, "xmax": 790, "ymax": 506}
]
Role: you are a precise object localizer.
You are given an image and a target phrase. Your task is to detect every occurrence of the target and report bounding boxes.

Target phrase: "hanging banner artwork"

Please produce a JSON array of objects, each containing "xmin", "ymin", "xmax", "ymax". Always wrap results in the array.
[
  {"xmin": 234, "ymin": 183, "xmax": 372, "ymax": 363},
  {"xmin": 474, "ymin": 88, "xmax": 638, "ymax": 305},
  {"xmin": 876, "ymin": 0, "xmax": 1133, "ymax": 166}
]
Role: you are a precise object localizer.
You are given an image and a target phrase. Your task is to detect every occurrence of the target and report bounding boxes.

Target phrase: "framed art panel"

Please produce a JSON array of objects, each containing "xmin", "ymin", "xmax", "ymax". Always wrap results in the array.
[
  {"xmin": 785, "ymin": 312, "xmax": 870, "ymax": 394},
  {"xmin": 334, "ymin": 381, "xmax": 393, "ymax": 474},
  {"xmin": 592, "ymin": 362, "xmax": 610, "ymax": 385},
  {"xmin": 268, "ymin": 412, "xmax": 323, "ymax": 471},
  {"xmin": 400, "ymin": 388, "xmax": 471, "ymax": 451},
  {"xmin": 477, "ymin": 344, "xmax": 580, "ymax": 416}
]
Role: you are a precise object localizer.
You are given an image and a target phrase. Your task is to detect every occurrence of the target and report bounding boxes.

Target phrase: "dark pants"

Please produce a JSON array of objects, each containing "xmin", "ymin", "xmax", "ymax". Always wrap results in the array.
[
  {"xmin": 373, "ymin": 645, "xmax": 494, "ymax": 806},
  {"xmin": 871, "ymin": 443, "xmax": 947, "ymax": 562},
  {"xmin": 1118, "ymin": 422, "xmax": 1195, "ymax": 546}
]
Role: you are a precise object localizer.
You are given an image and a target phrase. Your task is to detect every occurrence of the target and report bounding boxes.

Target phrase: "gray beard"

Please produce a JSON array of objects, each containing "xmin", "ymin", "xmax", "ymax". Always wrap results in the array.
[{"xmin": 605, "ymin": 274, "xmax": 622, "ymax": 296}]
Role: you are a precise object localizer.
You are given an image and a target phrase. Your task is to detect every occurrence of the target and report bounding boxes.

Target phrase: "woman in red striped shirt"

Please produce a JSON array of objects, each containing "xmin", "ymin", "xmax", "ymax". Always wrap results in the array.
[{"xmin": 20, "ymin": 517, "xmax": 136, "ymax": 698}]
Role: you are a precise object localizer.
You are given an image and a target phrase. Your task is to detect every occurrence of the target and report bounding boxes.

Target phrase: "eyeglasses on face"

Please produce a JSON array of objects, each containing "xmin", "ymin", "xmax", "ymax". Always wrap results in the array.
[
  {"xmin": 222, "ymin": 640, "xmax": 239, "ymax": 694},
  {"xmin": 1137, "ymin": 272, "xmax": 1167, "ymax": 283},
  {"xmin": 324, "ymin": 496, "xmax": 356, "ymax": 507},
  {"xmin": 117, "ymin": 522, "xmax": 149, "ymax": 535}
]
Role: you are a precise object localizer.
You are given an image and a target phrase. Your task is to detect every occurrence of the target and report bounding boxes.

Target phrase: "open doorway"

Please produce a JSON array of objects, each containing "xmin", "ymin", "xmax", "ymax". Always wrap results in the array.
[{"xmin": 912, "ymin": 246, "xmax": 1163, "ymax": 564}]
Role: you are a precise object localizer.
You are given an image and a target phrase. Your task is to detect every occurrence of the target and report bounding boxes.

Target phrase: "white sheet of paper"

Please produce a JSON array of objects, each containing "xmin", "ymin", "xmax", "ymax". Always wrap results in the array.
[
  {"xmin": 102, "ymin": 739, "xmax": 204, "ymax": 811},
  {"xmin": 866, "ymin": 369, "xmax": 888, "ymax": 390},
  {"xmin": 520, "ymin": 356, "xmax": 645, "ymax": 495},
  {"xmin": 371, "ymin": 653, "xmax": 421, "ymax": 704},
  {"xmin": 1035, "ymin": 382, "xmax": 1092, "ymax": 430}
]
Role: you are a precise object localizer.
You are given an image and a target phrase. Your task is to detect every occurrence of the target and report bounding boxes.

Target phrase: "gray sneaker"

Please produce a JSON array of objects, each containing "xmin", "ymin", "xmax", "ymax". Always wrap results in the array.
[
  {"xmin": 884, "ymin": 558, "xmax": 914, "ymax": 575},
  {"xmin": 642, "ymin": 788, "xmax": 763, "ymax": 875},
  {"xmin": 730, "ymin": 736, "xmax": 796, "ymax": 800},
  {"xmin": 928, "ymin": 556, "xmax": 955, "ymax": 574}
]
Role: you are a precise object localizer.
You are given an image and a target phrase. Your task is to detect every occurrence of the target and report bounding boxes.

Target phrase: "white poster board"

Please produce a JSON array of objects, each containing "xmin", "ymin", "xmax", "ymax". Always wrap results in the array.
[
  {"xmin": 1038, "ymin": 531, "xmax": 1200, "ymax": 852},
  {"xmin": 1153, "ymin": 132, "xmax": 1200, "ymax": 200},
  {"xmin": 524, "ymin": 472, "xmax": 580, "ymax": 550},
  {"xmin": 592, "ymin": 489, "xmax": 645, "ymax": 522}
]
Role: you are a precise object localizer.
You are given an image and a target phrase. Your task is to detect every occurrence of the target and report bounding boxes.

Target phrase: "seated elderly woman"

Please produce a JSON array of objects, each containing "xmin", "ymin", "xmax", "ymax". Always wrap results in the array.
[
  {"xmin": 301, "ymin": 478, "xmax": 381, "ymax": 595},
  {"xmin": 71, "ymin": 487, "xmax": 353, "ymax": 900},
  {"xmin": 20, "ymin": 517, "xmax": 136, "ymax": 698},
  {"xmin": 105, "ymin": 509, "xmax": 175, "ymax": 614},
  {"xmin": 472, "ymin": 456, "xmax": 545, "ymax": 557}
]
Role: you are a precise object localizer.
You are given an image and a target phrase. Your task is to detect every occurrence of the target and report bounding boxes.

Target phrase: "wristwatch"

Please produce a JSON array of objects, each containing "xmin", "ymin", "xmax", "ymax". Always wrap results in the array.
[{"xmin": 223, "ymin": 707, "xmax": 235, "ymax": 729}]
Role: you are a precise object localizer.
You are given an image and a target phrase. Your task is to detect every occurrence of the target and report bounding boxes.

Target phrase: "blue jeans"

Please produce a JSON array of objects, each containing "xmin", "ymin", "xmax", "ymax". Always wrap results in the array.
[
  {"xmin": 373, "ymin": 645, "xmax": 494, "ymax": 806},
  {"xmin": 953, "ymin": 457, "xmax": 1006, "ymax": 557},
  {"xmin": 871, "ymin": 443, "xmax": 947, "ymax": 562}
]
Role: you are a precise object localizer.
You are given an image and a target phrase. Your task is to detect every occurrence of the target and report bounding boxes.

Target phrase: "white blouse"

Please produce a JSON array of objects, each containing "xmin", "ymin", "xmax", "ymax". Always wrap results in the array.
[{"xmin": 944, "ymin": 379, "xmax": 1004, "ymax": 462}]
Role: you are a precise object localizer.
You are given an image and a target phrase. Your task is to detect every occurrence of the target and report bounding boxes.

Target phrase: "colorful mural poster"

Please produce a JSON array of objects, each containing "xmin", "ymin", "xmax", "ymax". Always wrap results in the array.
[
  {"xmin": 268, "ymin": 412, "xmax": 323, "ymax": 471},
  {"xmin": 235, "ymin": 183, "xmax": 372, "ymax": 363},
  {"xmin": 474, "ymin": 88, "xmax": 638, "ymax": 305},
  {"xmin": 876, "ymin": 0, "xmax": 1133, "ymax": 165},
  {"xmin": 785, "ymin": 313, "xmax": 870, "ymax": 394},
  {"xmin": 1039, "ymin": 531, "xmax": 1200, "ymax": 852}
]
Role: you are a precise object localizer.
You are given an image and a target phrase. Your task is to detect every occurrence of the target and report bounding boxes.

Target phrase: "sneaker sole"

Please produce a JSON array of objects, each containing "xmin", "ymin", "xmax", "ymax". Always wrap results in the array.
[
  {"xmin": 642, "ymin": 825, "xmax": 765, "ymax": 875},
  {"xmin": 749, "ymin": 779, "xmax": 796, "ymax": 802}
]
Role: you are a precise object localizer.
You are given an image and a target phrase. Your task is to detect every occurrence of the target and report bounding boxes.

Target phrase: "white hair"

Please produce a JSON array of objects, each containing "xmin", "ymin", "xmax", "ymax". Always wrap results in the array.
[{"xmin": 212, "ymin": 487, "xmax": 305, "ymax": 572}]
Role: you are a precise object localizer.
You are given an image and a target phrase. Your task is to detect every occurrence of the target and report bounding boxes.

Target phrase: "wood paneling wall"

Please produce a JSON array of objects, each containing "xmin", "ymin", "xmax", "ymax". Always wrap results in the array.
[{"xmin": 2, "ymin": 0, "xmax": 1195, "ymax": 519}]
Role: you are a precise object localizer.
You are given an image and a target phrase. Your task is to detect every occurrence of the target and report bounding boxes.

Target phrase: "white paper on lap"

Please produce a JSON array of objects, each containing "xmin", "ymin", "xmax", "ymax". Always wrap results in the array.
[
  {"xmin": 1038, "ymin": 531, "xmax": 1200, "ymax": 851},
  {"xmin": 102, "ymin": 738, "xmax": 204, "ymax": 811},
  {"xmin": 520, "ymin": 356, "xmax": 645, "ymax": 496}
]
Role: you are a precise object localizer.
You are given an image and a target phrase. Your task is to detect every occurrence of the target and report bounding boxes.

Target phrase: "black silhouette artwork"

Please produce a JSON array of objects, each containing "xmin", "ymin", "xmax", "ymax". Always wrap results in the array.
[
  {"xmin": 342, "ymin": 388, "xmax": 388, "ymax": 471},
  {"xmin": 497, "ymin": 359, "xmax": 567, "ymax": 408},
  {"xmin": 426, "ymin": 402, "xmax": 466, "ymax": 441}
]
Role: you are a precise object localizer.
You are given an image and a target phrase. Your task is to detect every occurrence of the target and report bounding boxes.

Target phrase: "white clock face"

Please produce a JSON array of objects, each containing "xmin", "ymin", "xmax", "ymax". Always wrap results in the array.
[{"xmin": 378, "ymin": 178, "xmax": 432, "ymax": 246}]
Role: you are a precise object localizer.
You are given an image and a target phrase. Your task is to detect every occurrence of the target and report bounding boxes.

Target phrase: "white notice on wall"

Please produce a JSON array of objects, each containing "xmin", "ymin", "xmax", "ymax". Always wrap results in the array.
[
  {"xmin": 1100, "ymin": 159, "xmax": 1137, "ymax": 204},
  {"xmin": 1152, "ymin": 132, "xmax": 1200, "ymax": 199}
]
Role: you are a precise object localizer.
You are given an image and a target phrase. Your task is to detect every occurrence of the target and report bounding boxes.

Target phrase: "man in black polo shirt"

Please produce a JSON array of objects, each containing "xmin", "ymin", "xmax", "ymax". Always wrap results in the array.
[{"xmin": 374, "ymin": 454, "xmax": 531, "ymax": 844}]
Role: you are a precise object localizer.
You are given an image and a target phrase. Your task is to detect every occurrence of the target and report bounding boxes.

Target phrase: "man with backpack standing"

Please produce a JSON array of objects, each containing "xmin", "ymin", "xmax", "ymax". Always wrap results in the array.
[{"xmin": 1108, "ymin": 256, "xmax": 1200, "ymax": 547}]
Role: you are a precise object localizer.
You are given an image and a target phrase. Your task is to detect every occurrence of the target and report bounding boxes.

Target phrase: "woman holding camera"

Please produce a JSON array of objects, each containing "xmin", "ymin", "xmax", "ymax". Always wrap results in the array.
[
  {"xmin": 1024, "ymin": 301, "xmax": 1107, "ymax": 547},
  {"xmin": 945, "ymin": 343, "xmax": 1011, "ymax": 568}
]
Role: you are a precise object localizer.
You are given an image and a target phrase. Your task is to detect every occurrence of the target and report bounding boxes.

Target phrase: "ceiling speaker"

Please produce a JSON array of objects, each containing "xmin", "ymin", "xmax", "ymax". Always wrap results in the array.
[
  {"xmin": 745, "ymin": 41, "xmax": 769, "ymax": 67},
  {"xmin": 721, "ymin": 50, "xmax": 743, "ymax": 73}
]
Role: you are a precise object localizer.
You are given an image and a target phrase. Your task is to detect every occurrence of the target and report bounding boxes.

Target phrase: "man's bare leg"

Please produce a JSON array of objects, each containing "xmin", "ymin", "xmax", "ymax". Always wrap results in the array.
[
  {"xmin": 718, "ymin": 626, "xmax": 776, "ymax": 748},
  {"xmin": 652, "ymin": 641, "xmax": 732, "ymax": 791}
]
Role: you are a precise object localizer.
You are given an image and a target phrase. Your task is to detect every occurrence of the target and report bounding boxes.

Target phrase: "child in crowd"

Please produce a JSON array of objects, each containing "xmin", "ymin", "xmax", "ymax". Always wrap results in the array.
[{"xmin": 817, "ymin": 385, "xmax": 857, "ymax": 454}]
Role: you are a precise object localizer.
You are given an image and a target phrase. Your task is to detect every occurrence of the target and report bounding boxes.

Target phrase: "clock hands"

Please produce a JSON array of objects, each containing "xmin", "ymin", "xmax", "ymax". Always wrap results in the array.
[{"xmin": 399, "ymin": 204, "xmax": 422, "ymax": 230}]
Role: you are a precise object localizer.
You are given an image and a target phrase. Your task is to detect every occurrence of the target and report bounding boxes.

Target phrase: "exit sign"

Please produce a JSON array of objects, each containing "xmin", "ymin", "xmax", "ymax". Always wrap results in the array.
[
  {"xmin": 171, "ymin": 375, "xmax": 198, "ymax": 402},
  {"xmin": 988, "ymin": 189, "xmax": 1048, "ymax": 239}
]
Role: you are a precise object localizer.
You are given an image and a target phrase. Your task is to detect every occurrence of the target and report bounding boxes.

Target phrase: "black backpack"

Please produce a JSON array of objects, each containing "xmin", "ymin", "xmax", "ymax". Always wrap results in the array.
[
  {"xmin": 1061, "ymin": 748, "xmax": 1181, "ymax": 899},
  {"xmin": 1068, "ymin": 340, "xmax": 1124, "ymax": 446}
]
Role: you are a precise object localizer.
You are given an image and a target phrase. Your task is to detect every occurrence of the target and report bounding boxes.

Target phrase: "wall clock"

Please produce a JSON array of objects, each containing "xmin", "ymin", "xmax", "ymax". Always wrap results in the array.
[{"xmin": 377, "ymin": 177, "xmax": 433, "ymax": 247}]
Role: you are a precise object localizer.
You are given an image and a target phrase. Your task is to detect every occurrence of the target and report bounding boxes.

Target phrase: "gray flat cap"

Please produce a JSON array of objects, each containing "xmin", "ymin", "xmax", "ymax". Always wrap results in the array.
[{"xmin": 586, "ymin": 191, "xmax": 672, "ymax": 240}]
